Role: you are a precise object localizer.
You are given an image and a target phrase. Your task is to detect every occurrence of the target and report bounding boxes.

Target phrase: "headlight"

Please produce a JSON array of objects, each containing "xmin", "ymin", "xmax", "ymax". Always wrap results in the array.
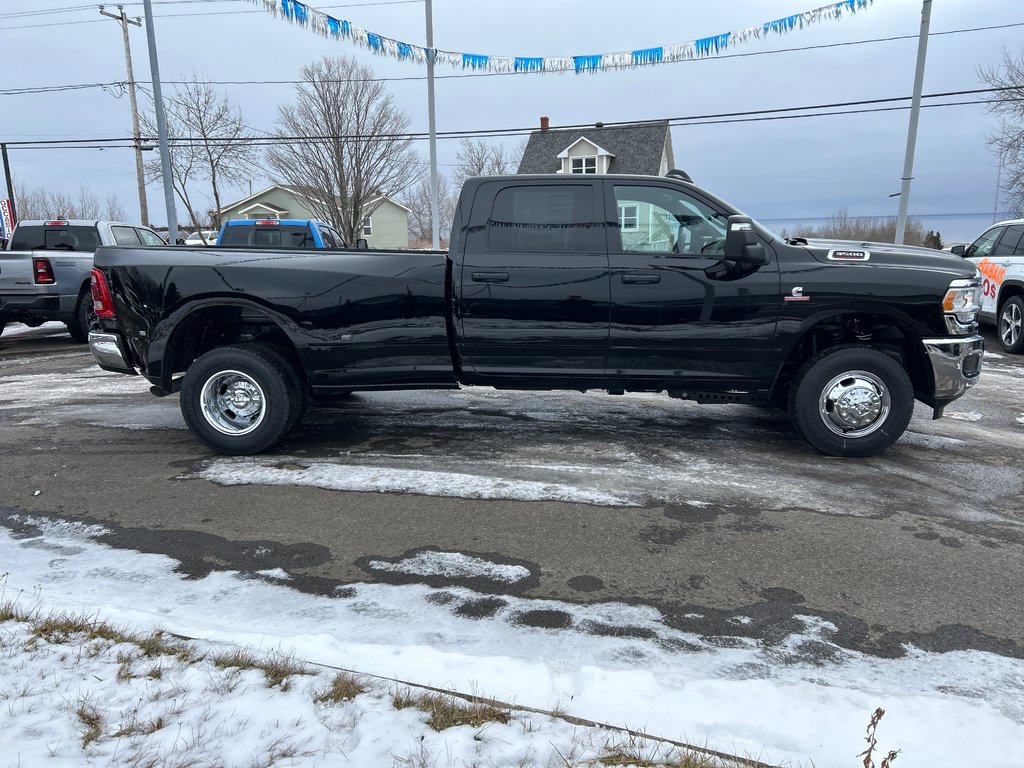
[{"xmin": 942, "ymin": 277, "xmax": 981, "ymax": 334}]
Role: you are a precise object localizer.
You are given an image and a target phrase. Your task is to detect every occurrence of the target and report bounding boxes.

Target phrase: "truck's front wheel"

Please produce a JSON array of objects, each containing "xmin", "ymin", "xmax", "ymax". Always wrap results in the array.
[
  {"xmin": 788, "ymin": 345, "xmax": 914, "ymax": 458},
  {"xmin": 180, "ymin": 343, "xmax": 301, "ymax": 455}
]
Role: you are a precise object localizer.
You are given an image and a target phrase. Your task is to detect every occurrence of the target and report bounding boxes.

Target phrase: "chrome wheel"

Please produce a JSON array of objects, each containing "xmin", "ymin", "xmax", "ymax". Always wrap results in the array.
[
  {"xmin": 1000, "ymin": 301, "xmax": 1022, "ymax": 350},
  {"xmin": 200, "ymin": 370, "xmax": 267, "ymax": 436},
  {"xmin": 817, "ymin": 369, "xmax": 891, "ymax": 437}
]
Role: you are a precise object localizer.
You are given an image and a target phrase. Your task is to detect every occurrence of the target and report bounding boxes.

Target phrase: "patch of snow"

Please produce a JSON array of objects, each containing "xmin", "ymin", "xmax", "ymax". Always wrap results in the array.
[
  {"xmin": 192, "ymin": 458, "xmax": 637, "ymax": 507},
  {"xmin": 2, "ymin": 518, "xmax": 1023, "ymax": 768},
  {"xmin": 946, "ymin": 411, "xmax": 983, "ymax": 422},
  {"xmin": 255, "ymin": 568, "xmax": 291, "ymax": 580},
  {"xmin": 367, "ymin": 551, "xmax": 531, "ymax": 584}
]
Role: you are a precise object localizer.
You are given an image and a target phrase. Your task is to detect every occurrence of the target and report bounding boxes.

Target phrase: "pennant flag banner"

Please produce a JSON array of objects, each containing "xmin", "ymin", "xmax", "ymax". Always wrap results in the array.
[{"xmin": 249, "ymin": 0, "xmax": 875, "ymax": 74}]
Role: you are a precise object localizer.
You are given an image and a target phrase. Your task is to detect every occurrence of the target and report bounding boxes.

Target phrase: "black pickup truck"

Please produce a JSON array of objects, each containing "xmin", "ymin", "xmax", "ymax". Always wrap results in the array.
[{"xmin": 88, "ymin": 173, "xmax": 984, "ymax": 457}]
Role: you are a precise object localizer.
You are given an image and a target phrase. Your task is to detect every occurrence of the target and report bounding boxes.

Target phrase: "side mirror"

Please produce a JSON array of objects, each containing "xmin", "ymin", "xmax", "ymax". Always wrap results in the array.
[
  {"xmin": 950, "ymin": 244, "xmax": 966, "ymax": 257},
  {"xmin": 355, "ymin": 238, "xmax": 369, "ymax": 250},
  {"xmin": 724, "ymin": 215, "xmax": 767, "ymax": 265}
]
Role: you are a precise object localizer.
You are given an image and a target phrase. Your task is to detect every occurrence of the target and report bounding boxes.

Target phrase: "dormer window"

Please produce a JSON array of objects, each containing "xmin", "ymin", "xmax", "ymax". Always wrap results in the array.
[
  {"xmin": 571, "ymin": 156, "xmax": 597, "ymax": 174},
  {"xmin": 558, "ymin": 137, "xmax": 614, "ymax": 175}
]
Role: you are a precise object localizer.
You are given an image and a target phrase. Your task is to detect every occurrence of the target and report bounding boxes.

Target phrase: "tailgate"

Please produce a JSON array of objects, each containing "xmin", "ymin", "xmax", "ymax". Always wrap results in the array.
[{"xmin": 0, "ymin": 251, "xmax": 38, "ymax": 298}]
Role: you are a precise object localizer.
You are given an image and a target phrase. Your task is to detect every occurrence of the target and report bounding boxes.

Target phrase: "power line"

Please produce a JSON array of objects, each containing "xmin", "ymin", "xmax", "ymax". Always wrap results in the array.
[{"xmin": 6, "ymin": 89, "xmax": 1019, "ymax": 150}]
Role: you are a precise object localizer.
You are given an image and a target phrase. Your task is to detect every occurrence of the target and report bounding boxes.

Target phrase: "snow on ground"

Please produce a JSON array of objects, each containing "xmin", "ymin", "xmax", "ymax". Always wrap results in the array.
[
  {"xmin": 2, "ymin": 517, "xmax": 1023, "ymax": 768},
  {"xmin": 0, "ymin": 321, "xmax": 68, "ymax": 338}
]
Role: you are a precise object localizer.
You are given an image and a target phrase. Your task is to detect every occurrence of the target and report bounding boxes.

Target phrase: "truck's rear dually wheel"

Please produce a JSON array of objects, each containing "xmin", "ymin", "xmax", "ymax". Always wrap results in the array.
[
  {"xmin": 788, "ymin": 345, "xmax": 914, "ymax": 458},
  {"xmin": 180, "ymin": 343, "xmax": 303, "ymax": 455}
]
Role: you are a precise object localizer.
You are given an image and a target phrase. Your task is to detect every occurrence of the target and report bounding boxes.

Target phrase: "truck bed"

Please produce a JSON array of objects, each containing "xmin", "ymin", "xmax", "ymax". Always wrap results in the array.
[{"xmin": 94, "ymin": 244, "xmax": 457, "ymax": 390}]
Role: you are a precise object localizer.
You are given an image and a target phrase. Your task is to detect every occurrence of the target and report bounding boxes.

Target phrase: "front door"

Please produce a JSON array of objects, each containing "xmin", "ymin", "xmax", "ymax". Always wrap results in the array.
[{"xmin": 606, "ymin": 181, "xmax": 780, "ymax": 388}]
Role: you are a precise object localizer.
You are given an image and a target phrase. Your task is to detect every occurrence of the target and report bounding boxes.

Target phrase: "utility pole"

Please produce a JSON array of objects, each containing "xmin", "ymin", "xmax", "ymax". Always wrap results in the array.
[
  {"xmin": 894, "ymin": 0, "xmax": 932, "ymax": 245},
  {"xmin": 1, "ymin": 142, "xmax": 16, "ymax": 222},
  {"xmin": 100, "ymin": 4, "xmax": 149, "ymax": 226},
  {"xmin": 425, "ymin": 0, "xmax": 440, "ymax": 250}
]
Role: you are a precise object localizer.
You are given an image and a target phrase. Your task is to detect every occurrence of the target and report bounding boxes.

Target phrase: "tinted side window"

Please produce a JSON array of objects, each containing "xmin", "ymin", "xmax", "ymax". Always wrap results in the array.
[
  {"xmin": 966, "ymin": 227, "xmax": 1003, "ymax": 259},
  {"xmin": 111, "ymin": 226, "xmax": 142, "ymax": 245},
  {"xmin": 992, "ymin": 225, "xmax": 1024, "ymax": 256},
  {"xmin": 486, "ymin": 185, "xmax": 598, "ymax": 253}
]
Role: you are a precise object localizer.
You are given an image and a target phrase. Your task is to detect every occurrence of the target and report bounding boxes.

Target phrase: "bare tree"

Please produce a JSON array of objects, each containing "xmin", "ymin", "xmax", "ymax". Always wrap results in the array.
[
  {"xmin": 143, "ymin": 75, "xmax": 258, "ymax": 232},
  {"xmin": 452, "ymin": 137, "xmax": 526, "ymax": 188},
  {"xmin": 12, "ymin": 181, "xmax": 126, "ymax": 220},
  {"xmin": 980, "ymin": 48, "xmax": 1024, "ymax": 215},
  {"xmin": 400, "ymin": 170, "xmax": 458, "ymax": 247},
  {"xmin": 264, "ymin": 55, "xmax": 420, "ymax": 244}
]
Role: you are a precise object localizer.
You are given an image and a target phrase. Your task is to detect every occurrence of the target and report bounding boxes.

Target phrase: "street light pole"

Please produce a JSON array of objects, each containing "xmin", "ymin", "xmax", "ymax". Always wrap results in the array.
[
  {"xmin": 100, "ymin": 4, "xmax": 149, "ymax": 226},
  {"xmin": 894, "ymin": 0, "xmax": 932, "ymax": 245},
  {"xmin": 141, "ymin": 0, "xmax": 178, "ymax": 244}
]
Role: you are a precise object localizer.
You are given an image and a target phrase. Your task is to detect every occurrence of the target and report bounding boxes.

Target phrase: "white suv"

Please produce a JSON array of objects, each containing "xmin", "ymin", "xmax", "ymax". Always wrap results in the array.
[
  {"xmin": 953, "ymin": 219, "xmax": 1024, "ymax": 352},
  {"xmin": 183, "ymin": 230, "xmax": 218, "ymax": 246}
]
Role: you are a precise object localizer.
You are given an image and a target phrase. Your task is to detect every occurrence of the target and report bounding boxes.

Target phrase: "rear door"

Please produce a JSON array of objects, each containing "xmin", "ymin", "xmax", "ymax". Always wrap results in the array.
[
  {"xmin": 455, "ymin": 180, "xmax": 609, "ymax": 378},
  {"xmin": 605, "ymin": 180, "xmax": 780, "ymax": 387}
]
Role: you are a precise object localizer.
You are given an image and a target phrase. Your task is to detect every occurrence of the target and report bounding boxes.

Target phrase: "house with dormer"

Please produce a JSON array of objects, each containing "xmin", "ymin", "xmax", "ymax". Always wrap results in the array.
[
  {"xmin": 517, "ymin": 118, "xmax": 683, "ymax": 252},
  {"xmin": 517, "ymin": 117, "xmax": 675, "ymax": 176},
  {"xmin": 217, "ymin": 184, "xmax": 410, "ymax": 248}
]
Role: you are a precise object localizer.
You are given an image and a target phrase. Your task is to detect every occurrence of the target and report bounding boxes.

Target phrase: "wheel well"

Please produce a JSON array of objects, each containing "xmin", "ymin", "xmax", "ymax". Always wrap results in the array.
[
  {"xmin": 772, "ymin": 313, "xmax": 929, "ymax": 402},
  {"xmin": 998, "ymin": 284, "xmax": 1024, "ymax": 316},
  {"xmin": 163, "ymin": 306, "xmax": 305, "ymax": 388}
]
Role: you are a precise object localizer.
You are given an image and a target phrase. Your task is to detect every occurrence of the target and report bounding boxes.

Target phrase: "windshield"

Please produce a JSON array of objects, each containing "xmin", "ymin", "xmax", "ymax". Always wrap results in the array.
[{"xmin": 218, "ymin": 225, "xmax": 316, "ymax": 248}]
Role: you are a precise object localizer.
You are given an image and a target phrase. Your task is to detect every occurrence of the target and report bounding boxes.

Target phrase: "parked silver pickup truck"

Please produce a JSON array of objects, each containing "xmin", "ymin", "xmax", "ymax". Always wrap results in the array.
[{"xmin": 0, "ymin": 219, "xmax": 166, "ymax": 341}]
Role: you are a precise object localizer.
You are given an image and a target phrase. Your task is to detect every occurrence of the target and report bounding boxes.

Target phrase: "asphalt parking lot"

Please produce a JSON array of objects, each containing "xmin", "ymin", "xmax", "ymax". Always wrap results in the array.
[{"xmin": 1, "ymin": 322, "xmax": 1022, "ymax": 661}]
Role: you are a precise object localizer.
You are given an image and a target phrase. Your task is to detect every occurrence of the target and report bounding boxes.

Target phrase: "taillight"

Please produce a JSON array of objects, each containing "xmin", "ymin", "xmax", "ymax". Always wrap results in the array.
[
  {"xmin": 33, "ymin": 257, "xmax": 55, "ymax": 284},
  {"xmin": 90, "ymin": 268, "xmax": 116, "ymax": 318}
]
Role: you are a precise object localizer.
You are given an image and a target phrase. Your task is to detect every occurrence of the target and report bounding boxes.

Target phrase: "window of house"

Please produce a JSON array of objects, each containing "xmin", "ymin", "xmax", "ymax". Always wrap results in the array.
[
  {"xmin": 362, "ymin": 217, "xmax": 373, "ymax": 236},
  {"xmin": 618, "ymin": 204, "xmax": 639, "ymax": 231},
  {"xmin": 486, "ymin": 184, "xmax": 598, "ymax": 253},
  {"xmin": 570, "ymin": 156, "xmax": 597, "ymax": 174}
]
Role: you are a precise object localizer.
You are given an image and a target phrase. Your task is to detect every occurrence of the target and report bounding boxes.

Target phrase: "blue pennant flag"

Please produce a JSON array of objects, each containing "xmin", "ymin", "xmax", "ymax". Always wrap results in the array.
[
  {"xmin": 397, "ymin": 42, "xmax": 413, "ymax": 59},
  {"xmin": 292, "ymin": 1, "xmax": 307, "ymax": 24},
  {"xmin": 764, "ymin": 14, "xmax": 800, "ymax": 34},
  {"xmin": 695, "ymin": 32, "xmax": 730, "ymax": 57},
  {"xmin": 367, "ymin": 33, "xmax": 382, "ymax": 51},
  {"xmin": 632, "ymin": 47, "xmax": 663, "ymax": 66},
  {"xmin": 326, "ymin": 16, "xmax": 341, "ymax": 37},
  {"xmin": 573, "ymin": 54, "xmax": 602, "ymax": 73},
  {"xmin": 463, "ymin": 53, "xmax": 489, "ymax": 70},
  {"xmin": 280, "ymin": 0, "xmax": 292, "ymax": 20},
  {"xmin": 514, "ymin": 57, "xmax": 544, "ymax": 72}
]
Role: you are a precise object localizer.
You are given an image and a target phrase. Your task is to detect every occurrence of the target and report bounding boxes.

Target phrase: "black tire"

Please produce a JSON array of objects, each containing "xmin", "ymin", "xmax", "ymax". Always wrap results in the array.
[
  {"xmin": 0, "ymin": 323, "xmax": 5, "ymax": 338},
  {"xmin": 66, "ymin": 287, "xmax": 94, "ymax": 343},
  {"xmin": 788, "ymin": 345, "xmax": 914, "ymax": 458},
  {"xmin": 266, "ymin": 344, "xmax": 310, "ymax": 430},
  {"xmin": 179, "ymin": 343, "xmax": 301, "ymax": 455},
  {"xmin": 997, "ymin": 296, "xmax": 1024, "ymax": 354}
]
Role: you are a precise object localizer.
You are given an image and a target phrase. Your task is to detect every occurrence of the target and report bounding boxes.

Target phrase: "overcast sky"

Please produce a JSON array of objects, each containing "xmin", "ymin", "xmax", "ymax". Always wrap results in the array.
[{"xmin": 1, "ymin": 0, "xmax": 1021, "ymax": 239}]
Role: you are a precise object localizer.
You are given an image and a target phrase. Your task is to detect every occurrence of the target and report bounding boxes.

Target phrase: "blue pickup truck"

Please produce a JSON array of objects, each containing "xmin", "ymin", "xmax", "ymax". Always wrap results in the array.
[{"xmin": 217, "ymin": 219, "xmax": 352, "ymax": 249}]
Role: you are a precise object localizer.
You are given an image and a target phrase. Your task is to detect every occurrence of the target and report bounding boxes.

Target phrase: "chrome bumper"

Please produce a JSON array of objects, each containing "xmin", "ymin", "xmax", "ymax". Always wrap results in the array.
[
  {"xmin": 89, "ymin": 330, "xmax": 136, "ymax": 374},
  {"xmin": 922, "ymin": 334, "xmax": 984, "ymax": 406}
]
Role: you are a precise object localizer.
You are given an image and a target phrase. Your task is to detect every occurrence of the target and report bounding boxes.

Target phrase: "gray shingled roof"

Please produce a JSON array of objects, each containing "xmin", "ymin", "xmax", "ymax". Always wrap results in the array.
[{"xmin": 516, "ymin": 121, "xmax": 673, "ymax": 175}]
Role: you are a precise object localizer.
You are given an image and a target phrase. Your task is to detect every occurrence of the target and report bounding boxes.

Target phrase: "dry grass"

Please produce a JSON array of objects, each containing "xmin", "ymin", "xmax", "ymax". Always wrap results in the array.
[
  {"xmin": 74, "ymin": 696, "xmax": 104, "ymax": 747},
  {"xmin": 392, "ymin": 686, "xmax": 511, "ymax": 731},
  {"xmin": 314, "ymin": 672, "xmax": 366, "ymax": 704},
  {"xmin": 212, "ymin": 648, "xmax": 314, "ymax": 689}
]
